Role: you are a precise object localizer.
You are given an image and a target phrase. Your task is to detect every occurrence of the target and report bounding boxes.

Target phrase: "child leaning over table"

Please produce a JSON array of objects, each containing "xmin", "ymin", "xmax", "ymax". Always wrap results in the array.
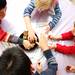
[
  {"xmin": 23, "ymin": 0, "xmax": 62, "ymax": 43},
  {"xmin": 0, "ymin": 0, "xmax": 32, "ymax": 48}
]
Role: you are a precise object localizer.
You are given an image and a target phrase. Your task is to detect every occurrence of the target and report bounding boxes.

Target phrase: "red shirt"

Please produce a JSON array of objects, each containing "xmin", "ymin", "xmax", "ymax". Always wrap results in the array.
[
  {"xmin": 55, "ymin": 31, "xmax": 75, "ymax": 54},
  {"xmin": 0, "ymin": 27, "xmax": 8, "ymax": 41}
]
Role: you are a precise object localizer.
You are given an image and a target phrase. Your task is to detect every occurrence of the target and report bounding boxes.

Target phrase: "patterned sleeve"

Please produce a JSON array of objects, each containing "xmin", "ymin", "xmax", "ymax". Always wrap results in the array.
[
  {"xmin": 23, "ymin": 0, "xmax": 35, "ymax": 17},
  {"xmin": 49, "ymin": 3, "xmax": 62, "ymax": 29}
]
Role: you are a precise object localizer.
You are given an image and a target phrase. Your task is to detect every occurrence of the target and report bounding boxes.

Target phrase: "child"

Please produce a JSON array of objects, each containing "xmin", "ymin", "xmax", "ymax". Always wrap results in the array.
[
  {"xmin": 0, "ymin": 33, "xmax": 58, "ymax": 75},
  {"xmin": 0, "ymin": 0, "xmax": 30, "ymax": 46},
  {"xmin": 23, "ymin": 0, "xmax": 62, "ymax": 43},
  {"xmin": 48, "ymin": 22, "xmax": 75, "ymax": 73},
  {"xmin": 0, "ymin": 47, "xmax": 30, "ymax": 75},
  {"xmin": 48, "ymin": 22, "xmax": 75, "ymax": 54}
]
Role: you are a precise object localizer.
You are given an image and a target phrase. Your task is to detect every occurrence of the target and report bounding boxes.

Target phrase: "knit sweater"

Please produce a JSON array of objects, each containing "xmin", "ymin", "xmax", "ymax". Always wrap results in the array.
[{"xmin": 56, "ymin": 31, "xmax": 75, "ymax": 54}]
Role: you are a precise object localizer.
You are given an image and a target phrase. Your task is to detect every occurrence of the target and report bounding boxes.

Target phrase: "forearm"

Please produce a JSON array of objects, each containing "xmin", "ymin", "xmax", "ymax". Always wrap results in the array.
[
  {"xmin": 43, "ymin": 50, "xmax": 57, "ymax": 65},
  {"xmin": 7, "ymin": 35, "xmax": 23, "ymax": 45},
  {"xmin": 50, "ymin": 31, "xmax": 74, "ymax": 40},
  {"xmin": 43, "ymin": 50, "xmax": 58, "ymax": 72},
  {"xmin": 24, "ymin": 16, "xmax": 33, "ymax": 31},
  {"xmin": 55, "ymin": 44, "xmax": 75, "ymax": 54},
  {"xmin": 61, "ymin": 31, "xmax": 74, "ymax": 40},
  {"xmin": 0, "ymin": 27, "xmax": 10, "ymax": 41},
  {"xmin": 49, "ymin": 3, "xmax": 62, "ymax": 29}
]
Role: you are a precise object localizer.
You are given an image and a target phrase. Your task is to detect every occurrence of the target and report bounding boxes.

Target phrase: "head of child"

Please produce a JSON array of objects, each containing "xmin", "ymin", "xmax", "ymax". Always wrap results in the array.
[
  {"xmin": 0, "ymin": 47, "xmax": 34, "ymax": 75},
  {"xmin": 0, "ymin": 0, "xmax": 7, "ymax": 20},
  {"xmin": 20, "ymin": 31, "xmax": 39, "ymax": 51},
  {"xmin": 35, "ymin": 0, "xmax": 56, "ymax": 11}
]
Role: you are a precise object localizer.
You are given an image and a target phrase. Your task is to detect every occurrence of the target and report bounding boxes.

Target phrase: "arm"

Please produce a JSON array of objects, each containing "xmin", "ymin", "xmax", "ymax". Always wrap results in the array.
[
  {"xmin": 49, "ymin": 3, "xmax": 62, "ymax": 29},
  {"xmin": 0, "ymin": 27, "xmax": 23, "ymax": 45},
  {"xmin": 55, "ymin": 44, "xmax": 75, "ymax": 54},
  {"xmin": 0, "ymin": 27, "xmax": 8, "ymax": 41},
  {"xmin": 42, "ymin": 50, "xmax": 58, "ymax": 75},
  {"xmin": 23, "ymin": 0, "xmax": 35, "ymax": 31},
  {"xmin": 34, "ymin": 50, "xmax": 58, "ymax": 75},
  {"xmin": 48, "ymin": 31, "xmax": 74, "ymax": 40},
  {"xmin": 23, "ymin": 0, "xmax": 37, "ymax": 42},
  {"xmin": 35, "ymin": 33, "xmax": 58, "ymax": 75},
  {"xmin": 61, "ymin": 31, "xmax": 74, "ymax": 40}
]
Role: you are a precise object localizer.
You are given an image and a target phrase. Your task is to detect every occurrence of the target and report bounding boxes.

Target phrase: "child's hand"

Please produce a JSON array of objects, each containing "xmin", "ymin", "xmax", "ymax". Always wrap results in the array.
[
  {"xmin": 66, "ymin": 65, "xmax": 75, "ymax": 73},
  {"xmin": 36, "ymin": 32, "xmax": 49, "ymax": 51},
  {"xmin": 48, "ymin": 34, "xmax": 62, "ymax": 40},
  {"xmin": 48, "ymin": 34, "xmax": 56, "ymax": 40},
  {"xmin": 28, "ymin": 30, "xmax": 37, "ymax": 43},
  {"xmin": 48, "ymin": 43, "xmax": 57, "ymax": 49},
  {"xmin": 23, "ymin": 40, "xmax": 35, "ymax": 50},
  {"xmin": 36, "ymin": 62, "xmax": 43, "ymax": 74}
]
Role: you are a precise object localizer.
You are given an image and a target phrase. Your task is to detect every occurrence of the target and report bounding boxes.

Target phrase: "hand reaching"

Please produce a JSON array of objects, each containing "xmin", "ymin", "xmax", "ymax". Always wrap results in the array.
[
  {"xmin": 48, "ymin": 43, "xmax": 57, "ymax": 49},
  {"xmin": 23, "ymin": 40, "xmax": 35, "ymax": 50},
  {"xmin": 28, "ymin": 30, "xmax": 37, "ymax": 43},
  {"xmin": 36, "ymin": 32, "xmax": 49, "ymax": 51},
  {"xmin": 48, "ymin": 34, "xmax": 62, "ymax": 40},
  {"xmin": 66, "ymin": 65, "xmax": 75, "ymax": 73}
]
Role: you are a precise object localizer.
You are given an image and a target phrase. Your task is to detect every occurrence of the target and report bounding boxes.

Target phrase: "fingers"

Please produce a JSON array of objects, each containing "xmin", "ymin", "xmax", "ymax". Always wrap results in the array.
[
  {"xmin": 66, "ymin": 65, "xmax": 75, "ymax": 73},
  {"xmin": 66, "ymin": 66, "xmax": 71, "ymax": 72},
  {"xmin": 28, "ymin": 34, "xmax": 37, "ymax": 43}
]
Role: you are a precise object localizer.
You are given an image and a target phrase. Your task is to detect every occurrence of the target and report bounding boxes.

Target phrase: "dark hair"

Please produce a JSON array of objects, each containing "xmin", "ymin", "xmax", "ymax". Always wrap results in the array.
[
  {"xmin": 0, "ymin": 47, "xmax": 32, "ymax": 75},
  {"xmin": 19, "ymin": 31, "xmax": 39, "ymax": 51},
  {"xmin": 0, "ymin": 0, "xmax": 7, "ymax": 10}
]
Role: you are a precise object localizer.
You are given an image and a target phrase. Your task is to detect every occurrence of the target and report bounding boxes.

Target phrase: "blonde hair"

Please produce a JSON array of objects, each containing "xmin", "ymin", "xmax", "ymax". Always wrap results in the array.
[{"xmin": 35, "ymin": 0, "xmax": 56, "ymax": 10}]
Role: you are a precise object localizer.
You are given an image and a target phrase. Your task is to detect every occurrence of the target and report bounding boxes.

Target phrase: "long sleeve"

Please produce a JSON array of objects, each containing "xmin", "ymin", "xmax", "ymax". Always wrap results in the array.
[
  {"xmin": 34, "ymin": 71, "xmax": 40, "ymax": 75},
  {"xmin": 49, "ymin": 3, "xmax": 62, "ymax": 29},
  {"xmin": 55, "ymin": 44, "xmax": 75, "ymax": 54},
  {"xmin": 0, "ymin": 27, "xmax": 8, "ymax": 41},
  {"xmin": 43, "ymin": 50, "xmax": 58, "ymax": 70},
  {"xmin": 8, "ymin": 35, "xmax": 23, "ymax": 45},
  {"xmin": 42, "ymin": 50, "xmax": 58, "ymax": 75},
  {"xmin": 0, "ymin": 27, "xmax": 23, "ymax": 45},
  {"xmin": 34, "ymin": 50, "xmax": 58, "ymax": 75},
  {"xmin": 61, "ymin": 31, "xmax": 74, "ymax": 40},
  {"xmin": 23, "ymin": 0, "xmax": 35, "ymax": 17}
]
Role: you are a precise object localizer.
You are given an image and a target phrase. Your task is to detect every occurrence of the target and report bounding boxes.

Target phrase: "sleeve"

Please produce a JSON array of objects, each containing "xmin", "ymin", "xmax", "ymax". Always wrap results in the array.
[
  {"xmin": 0, "ymin": 27, "xmax": 23, "ymax": 45},
  {"xmin": 55, "ymin": 43, "xmax": 75, "ymax": 54},
  {"xmin": 8, "ymin": 35, "xmax": 23, "ymax": 45},
  {"xmin": 35, "ymin": 50, "xmax": 58, "ymax": 75},
  {"xmin": 0, "ymin": 27, "xmax": 8, "ymax": 41},
  {"xmin": 34, "ymin": 71, "xmax": 40, "ymax": 75},
  {"xmin": 23, "ymin": 0, "xmax": 35, "ymax": 17},
  {"xmin": 43, "ymin": 50, "xmax": 58, "ymax": 72},
  {"xmin": 49, "ymin": 3, "xmax": 62, "ymax": 29},
  {"xmin": 61, "ymin": 31, "xmax": 74, "ymax": 40}
]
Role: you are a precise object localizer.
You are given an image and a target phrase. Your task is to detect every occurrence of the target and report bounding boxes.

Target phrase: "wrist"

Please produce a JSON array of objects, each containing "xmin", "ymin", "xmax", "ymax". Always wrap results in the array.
[{"xmin": 42, "ymin": 47, "xmax": 49, "ymax": 51}]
